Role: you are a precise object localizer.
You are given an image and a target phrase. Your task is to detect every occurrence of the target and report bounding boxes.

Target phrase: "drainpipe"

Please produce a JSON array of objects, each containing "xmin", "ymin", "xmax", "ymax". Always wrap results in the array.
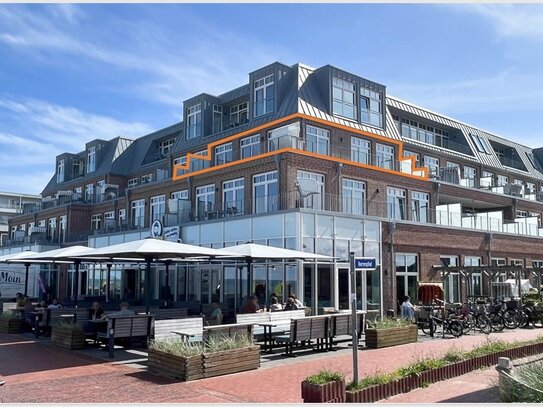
[
  {"xmin": 274, "ymin": 154, "xmax": 282, "ymax": 208},
  {"xmin": 486, "ymin": 232, "xmax": 493, "ymax": 297},
  {"xmin": 388, "ymin": 221, "xmax": 396, "ymax": 316}
]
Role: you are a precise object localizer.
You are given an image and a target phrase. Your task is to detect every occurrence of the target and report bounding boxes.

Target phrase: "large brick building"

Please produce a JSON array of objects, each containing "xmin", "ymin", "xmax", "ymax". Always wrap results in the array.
[{"xmin": 3, "ymin": 62, "xmax": 543, "ymax": 315}]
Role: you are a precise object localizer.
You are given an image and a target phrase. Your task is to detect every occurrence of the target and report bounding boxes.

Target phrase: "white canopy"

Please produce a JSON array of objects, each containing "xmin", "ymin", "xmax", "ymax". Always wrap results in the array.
[
  {"xmin": 213, "ymin": 243, "xmax": 334, "ymax": 261},
  {"xmin": 0, "ymin": 251, "xmax": 40, "ymax": 263},
  {"xmin": 6, "ymin": 245, "xmax": 97, "ymax": 262},
  {"xmin": 504, "ymin": 279, "xmax": 534, "ymax": 295}
]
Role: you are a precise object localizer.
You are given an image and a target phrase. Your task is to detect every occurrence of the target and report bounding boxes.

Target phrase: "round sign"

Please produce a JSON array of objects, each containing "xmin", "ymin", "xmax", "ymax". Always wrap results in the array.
[{"xmin": 151, "ymin": 220, "xmax": 163, "ymax": 238}]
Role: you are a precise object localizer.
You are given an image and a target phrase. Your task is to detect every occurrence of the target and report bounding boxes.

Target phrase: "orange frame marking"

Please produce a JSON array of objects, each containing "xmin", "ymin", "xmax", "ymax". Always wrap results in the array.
[{"xmin": 172, "ymin": 113, "xmax": 429, "ymax": 181}]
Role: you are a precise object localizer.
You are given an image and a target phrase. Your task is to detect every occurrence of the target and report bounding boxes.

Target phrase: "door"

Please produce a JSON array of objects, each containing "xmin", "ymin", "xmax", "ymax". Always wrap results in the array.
[
  {"xmin": 337, "ymin": 266, "xmax": 350, "ymax": 310},
  {"xmin": 200, "ymin": 266, "xmax": 221, "ymax": 305}
]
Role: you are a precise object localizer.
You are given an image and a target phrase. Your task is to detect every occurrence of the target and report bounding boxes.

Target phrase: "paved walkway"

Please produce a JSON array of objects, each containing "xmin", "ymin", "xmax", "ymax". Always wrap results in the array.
[{"xmin": 1, "ymin": 328, "xmax": 542, "ymax": 403}]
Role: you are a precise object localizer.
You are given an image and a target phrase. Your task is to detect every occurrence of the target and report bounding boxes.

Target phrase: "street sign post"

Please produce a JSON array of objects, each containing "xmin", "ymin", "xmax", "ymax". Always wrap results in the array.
[{"xmin": 350, "ymin": 254, "xmax": 377, "ymax": 384}]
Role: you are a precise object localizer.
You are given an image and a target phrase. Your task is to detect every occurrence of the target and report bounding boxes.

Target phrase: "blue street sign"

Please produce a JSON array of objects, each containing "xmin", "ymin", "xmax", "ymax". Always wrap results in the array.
[{"xmin": 354, "ymin": 257, "xmax": 376, "ymax": 270}]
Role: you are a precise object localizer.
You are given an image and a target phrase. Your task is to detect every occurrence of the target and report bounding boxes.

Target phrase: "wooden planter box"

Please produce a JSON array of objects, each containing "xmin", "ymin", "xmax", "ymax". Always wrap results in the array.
[
  {"xmin": 203, "ymin": 345, "xmax": 260, "ymax": 378},
  {"xmin": 365, "ymin": 325, "xmax": 417, "ymax": 349},
  {"xmin": 51, "ymin": 327, "xmax": 86, "ymax": 350},
  {"xmin": 301, "ymin": 379, "xmax": 346, "ymax": 403},
  {"xmin": 148, "ymin": 346, "xmax": 260, "ymax": 381},
  {"xmin": 0, "ymin": 318, "xmax": 23, "ymax": 333},
  {"xmin": 148, "ymin": 348, "xmax": 204, "ymax": 381}
]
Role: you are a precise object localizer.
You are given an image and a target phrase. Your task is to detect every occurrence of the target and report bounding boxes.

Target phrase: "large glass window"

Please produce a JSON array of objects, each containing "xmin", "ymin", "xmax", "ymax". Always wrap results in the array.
[
  {"xmin": 186, "ymin": 104, "xmax": 202, "ymax": 140},
  {"xmin": 253, "ymin": 171, "xmax": 278, "ymax": 213},
  {"xmin": 351, "ymin": 137, "xmax": 370, "ymax": 164},
  {"xmin": 90, "ymin": 214, "xmax": 101, "ymax": 231},
  {"xmin": 57, "ymin": 159, "xmax": 64, "ymax": 183},
  {"xmin": 387, "ymin": 187, "xmax": 407, "ymax": 220},
  {"xmin": 240, "ymin": 134, "xmax": 261, "ymax": 159},
  {"xmin": 131, "ymin": 199, "xmax": 145, "ymax": 228},
  {"xmin": 412, "ymin": 191, "xmax": 429, "ymax": 223},
  {"xmin": 376, "ymin": 144, "xmax": 395, "ymax": 170},
  {"xmin": 87, "ymin": 146, "xmax": 96, "ymax": 173},
  {"xmin": 212, "ymin": 105, "xmax": 223, "ymax": 134},
  {"xmin": 215, "ymin": 142, "xmax": 233, "ymax": 165},
  {"xmin": 268, "ymin": 123, "xmax": 300, "ymax": 151},
  {"xmin": 441, "ymin": 256, "xmax": 460, "ymax": 303},
  {"xmin": 254, "ymin": 74, "xmax": 274, "ymax": 117},
  {"xmin": 463, "ymin": 166, "xmax": 477, "ymax": 187},
  {"xmin": 190, "ymin": 150, "xmax": 210, "ymax": 172},
  {"xmin": 159, "ymin": 138, "xmax": 176, "ymax": 157},
  {"xmin": 196, "ymin": 184, "xmax": 215, "ymax": 220},
  {"xmin": 297, "ymin": 171, "xmax": 324, "ymax": 210},
  {"xmin": 223, "ymin": 178, "xmax": 244, "ymax": 215},
  {"xmin": 230, "ymin": 102, "xmax": 248, "ymax": 126},
  {"xmin": 85, "ymin": 183, "xmax": 94, "ymax": 203},
  {"xmin": 423, "ymin": 156, "xmax": 439, "ymax": 177},
  {"xmin": 332, "ymin": 77, "xmax": 356, "ymax": 119},
  {"xmin": 360, "ymin": 87, "xmax": 383, "ymax": 128},
  {"xmin": 305, "ymin": 125, "xmax": 329, "ymax": 155},
  {"xmin": 342, "ymin": 178, "xmax": 365, "ymax": 215},
  {"xmin": 465, "ymin": 256, "xmax": 482, "ymax": 297},
  {"xmin": 396, "ymin": 254, "xmax": 419, "ymax": 303},
  {"xmin": 150, "ymin": 195, "xmax": 165, "ymax": 222}
]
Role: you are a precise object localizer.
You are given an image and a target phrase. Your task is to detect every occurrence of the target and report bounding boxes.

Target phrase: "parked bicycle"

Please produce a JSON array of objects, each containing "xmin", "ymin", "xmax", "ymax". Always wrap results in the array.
[
  {"xmin": 421, "ymin": 299, "xmax": 463, "ymax": 338},
  {"xmin": 453, "ymin": 299, "xmax": 491, "ymax": 335}
]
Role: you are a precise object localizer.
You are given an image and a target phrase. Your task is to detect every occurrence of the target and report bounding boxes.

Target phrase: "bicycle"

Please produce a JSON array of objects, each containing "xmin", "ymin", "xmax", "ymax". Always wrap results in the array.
[{"xmin": 425, "ymin": 299, "xmax": 463, "ymax": 338}]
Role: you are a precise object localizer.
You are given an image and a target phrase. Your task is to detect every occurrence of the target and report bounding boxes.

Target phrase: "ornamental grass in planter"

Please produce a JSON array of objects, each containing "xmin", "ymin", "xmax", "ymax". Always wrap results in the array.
[
  {"xmin": 51, "ymin": 322, "xmax": 86, "ymax": 349},
  {"xmin": 301, "ymin": 369, "xmax": 346, "ymax": 403},
  {"xmin": 500, "ymin": 361, "xmax": 543, "ymax": 403},
  {"xmin": 148, "ymin": 334, "xmax": 260, "ymax": 382},
  {"xmin": 365, "ymin": 318, "xmax": 417, "ymax": 349},
  {"xmin": 0, "ymin": 311, "xmax": 23, "ymax": 333}
]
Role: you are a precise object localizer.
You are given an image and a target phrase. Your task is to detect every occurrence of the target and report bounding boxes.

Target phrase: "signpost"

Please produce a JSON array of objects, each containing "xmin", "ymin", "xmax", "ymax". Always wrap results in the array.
[{"xmin": 349, "ymin": 254, "xmax": 377, "ymax": 384}]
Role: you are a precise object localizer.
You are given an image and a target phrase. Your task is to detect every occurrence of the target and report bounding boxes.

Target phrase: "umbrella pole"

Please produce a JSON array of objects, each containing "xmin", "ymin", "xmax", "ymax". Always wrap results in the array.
[
  {"xmin": 24, "ymin": 263, "xmax": 30, "ymax": 297},
  {"xmin": 165, "ymin": 261, "xmax": 170, "ymax": 306},
  {"xmin": 145, "ymin": 257, "xmax": 151, "ymax": 314},
  {"xmin": 74, "ymin": 260, "xmax": 80, "ymax": 308},
  {"xmin": 106, "ymin": 263, "xmax": 111, "ymax": 303}
]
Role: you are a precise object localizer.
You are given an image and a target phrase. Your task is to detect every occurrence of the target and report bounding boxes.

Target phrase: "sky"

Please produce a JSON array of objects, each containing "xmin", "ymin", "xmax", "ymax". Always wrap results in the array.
[{"xmin": 1, "ymin": 3, "xmax": 543, "ymax": 195}]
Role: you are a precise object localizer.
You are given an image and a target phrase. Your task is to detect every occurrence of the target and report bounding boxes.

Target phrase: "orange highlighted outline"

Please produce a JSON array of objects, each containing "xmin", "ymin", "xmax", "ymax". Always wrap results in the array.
[{"xmin": 172, "ymin": 113, "xmax": 429, "ymax": 181}]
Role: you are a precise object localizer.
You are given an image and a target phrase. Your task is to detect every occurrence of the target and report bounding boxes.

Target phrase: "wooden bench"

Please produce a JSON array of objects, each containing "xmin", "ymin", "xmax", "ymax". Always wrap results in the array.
[
  {"xmin": 97, "ymin": 315, "xmax": 153, "ymax": 357},
  {"xmin": 329, "ymin": 311, "xmax": 366, "ymax": 348},
  {"xmin": 154, "ymin": 317, "xmax": 203, "ymax": 342},
  {"xmin": 151, "ymin": 308, "xmax": 188, "ymax": 320},
  {"xmin": 275, "ymin": 315, "xmax": 332, "ymax": 356}
]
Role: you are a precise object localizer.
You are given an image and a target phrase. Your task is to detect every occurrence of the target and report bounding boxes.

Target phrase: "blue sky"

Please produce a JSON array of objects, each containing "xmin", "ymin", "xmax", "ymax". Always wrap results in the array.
[{"xmin": 1, "ymin": 3, "xmax": 543, "ymax": 194}]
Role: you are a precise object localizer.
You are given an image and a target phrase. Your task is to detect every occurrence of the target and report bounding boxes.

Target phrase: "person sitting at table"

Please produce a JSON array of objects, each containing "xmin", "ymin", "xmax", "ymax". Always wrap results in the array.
[
  {"xmin": 36, "ymin": 300, "xmax": 47, "ymax": 309},
  {"xmin": 289, "ymin": 294, "xmax": 304, "ymax": 309},
  {"xmin": 102, "ymin": 302, "xmax": 135, "ymax": 319},
  {"xmin": 283, "ymin": 296, "xmax": 298, "ymax": 311},
  {"xmin": 240, "ymin": 296, "xmax": 261, "ymax": 314},
  {"xmin": 47, "ymin": 299, "xmax": 62, "ymax": 309},
  {"xmin": 205, "ymin": 302, "xmax": 223, "ymax": 326},
  {"xmin": 89, "ymin": 301, "xmax": 105, "ymax": 320},
  {"xmin": 15, "ymin": 293, "xmax": 25, "ymax": 307},
  {"xmin": 270, "ymin": 296, "xmax": 283, "ymax": 311}
]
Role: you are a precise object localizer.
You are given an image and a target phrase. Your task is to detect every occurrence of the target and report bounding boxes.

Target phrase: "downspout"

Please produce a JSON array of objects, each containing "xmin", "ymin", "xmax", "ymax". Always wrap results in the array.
[{"xmin": 388, "ymin": 221, "xmax": 396, "ymax": 316}]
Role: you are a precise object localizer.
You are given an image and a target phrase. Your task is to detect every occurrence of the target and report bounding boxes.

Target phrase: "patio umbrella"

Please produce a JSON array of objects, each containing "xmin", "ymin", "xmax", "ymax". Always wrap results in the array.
[
  {"xmin": 71, "ymin": 238, "xmax": 239, "ymax": 313},
  {"xmin": 0, "ymin": 251, "xmax": 40, "ymax": 297},
  {"xmin": 8, "ymin": 246, "xmax": 98, "ymax": 307},
  {"xmin": 214, "ymin": 243, "xmax": 334, "ymax": 309}
]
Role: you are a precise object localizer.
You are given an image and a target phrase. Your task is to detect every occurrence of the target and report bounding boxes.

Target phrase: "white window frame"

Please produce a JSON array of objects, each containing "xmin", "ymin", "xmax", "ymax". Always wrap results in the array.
[
  {"xmin": 159, "ymin": 138, "xmax": 176, "ymax": 157},
  {"xmin": 305, "ymin": 125, "xmax": 330, "ymax": 155},
  {"xmin": 215, "ymin": 142, "xmax": 233, "ymax": 165},
  {"xmin": 150, "ymin": 195, "xmax": 165, "ymax": 222},
  {"xmin": 171, "ymin": 190, "xmax": 189, "ymax": 200},
  {"xmin": 342, "ymin": 178, "xmax": 365, "ymax": 215},
  {"xmin": 253, "ymin": 170, "xmax": 278, "ymax": 214},
  {"xmin": 223, "ymin": 178, "xmax": 244, "ymax": 214},
  {"xmin": 423, "ymin": 156, "xmax": 439, "ymax": 177},
  {"xmin": 297, "ymin": 170, "xmax": 325, "ymax": 210},
  {"xmin": 497, "ymin": 175, "xmax": 508, "ymax": 187},
  {"xmin": 332, "ymin": 77, "xmax": 356, "ymax": 120},
  {"xmin": 387, "ymin": 187, "xmax": 407, "ymax": 220},
  {"xmin": 360, "ymin": 87, "xmax": 383, "ymax": 128},
  {"xmin": 85, "ymin": 184, "xmax": 94, "ymax": 203},
  {"xmin": 376, "ymin": 144, "xmax": 395, "ymax": 170},
  {"xmin": 187, "ymin": 104, "xmax": 202, "ymax": 140},
  {"xmin": 240, "ymin": 134, "xmax": 261, "ymax": 159},
  {"xmin": 87, "ymin": 146, "xmax": 96, "ymax": 173},
  {"xmin": 230, "ymin": 102, "xmax": 248, "ymax": 125},
  {"xmin": 131, "ymin": 199, "xmax": 145, "ymax": 228},
  {"xmin": 118, "ymin": 208, "xmax": 126, "ymax": 226},
  {"xmin": 464, "ymin": 256, "xmax": 483, "ymax": 297},
  {"xmin": 212, "ymin": 105, "xmax": 223, "ymax": 134},
  {"xmin": 90, "ymin": 214, "xmax": 102, "ymax": 231},
  {"xmin": 57, "ymin": 159, "xmax": 65, "ymax": 183},
  {"xmin": 196, "ymin": 184, "xmax": 215, "ymax": 219},
  {"xmin": 253, "ymin": 74, "xmax": 274, "ymax": 117},
  {"xmin": 412, "ymin": 191, "xmax": 429, "ymax": 223}
]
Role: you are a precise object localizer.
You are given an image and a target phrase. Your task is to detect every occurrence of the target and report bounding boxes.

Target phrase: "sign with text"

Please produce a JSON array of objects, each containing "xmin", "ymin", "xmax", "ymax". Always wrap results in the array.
[
  {"xmin": 354, "ymin": 257, "xmax": 376, "ymax": 270},
  {"xmin": 163, "ymin": 226, "xmax": 180, "ymax": 242}
]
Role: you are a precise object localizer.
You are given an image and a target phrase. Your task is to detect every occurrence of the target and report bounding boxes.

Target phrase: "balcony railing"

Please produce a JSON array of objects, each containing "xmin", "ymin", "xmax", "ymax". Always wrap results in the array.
[{"xmin": 21, "ymin": 189, "xmax": 127, "ymax": 214}]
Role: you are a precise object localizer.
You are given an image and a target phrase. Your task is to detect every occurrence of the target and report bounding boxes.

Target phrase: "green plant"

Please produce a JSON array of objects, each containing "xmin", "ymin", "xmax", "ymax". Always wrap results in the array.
[
  {"xmin": 0, "ymin": 311, "xmax": 18, "ymax": 321},
  {"xmin": 304, "ymin": 369, "xmax": 345, "ymax": 385},
  {"xmin": 204, "ymin": 333, "xmax": 254, "ymax": 353},
  {"xmin": 443, "ymin": 347, "xmax": 465, "ymax": 363},
  {"xmin": 54, "ymin": 322, "xmax": 84, "ymax": 332},
  {"xmin": 397, "ymin": 358, "xmax": 446, "ymax": 377},
  {"xmin": 505, "ymin": 362, "xmax": 543, "ymax": 402},
  {"xmin": 366, "ymin": 318, "xmax": 412, "ymax": 330},
  {"xmin": 347, "ymin": 372, "xmax": 399, "ymax": 390},
  {"xmin": 464, "ymin": 338, "xmax": 510, "ymax": 359},
  {"xmin": 149, "ymin": 339, "xmax": 204, "ymax": 357}
]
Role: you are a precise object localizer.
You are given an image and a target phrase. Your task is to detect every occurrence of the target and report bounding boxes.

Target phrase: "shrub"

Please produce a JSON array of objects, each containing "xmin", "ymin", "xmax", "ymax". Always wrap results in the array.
[
  {"xmin": 506, "ymin": 362, "xmax": 543, "ymax": 402},
  {"xmin": 54, "ymin": 322, "xmax": 84, "ymax": 332},
  {"xmin": 304, "ymin": 369, "xmax": 345, "ymax": 385},
  {"xmin": 367, "ymin": 318, "xmax": 412, "ymax": 330},
  {"xmin": 149, "ymin": 339, "xmax": 204, "ymax": 357},
  {"xmin": 0, "ymin": 311, "xmax": 18, "ymax": 321},
  {"xmin": 347, "ymin": 372, "xmax": 399, "ymax": 390},
  {"xmin": 443, "ymin": 347, "xmax": 465, "ymax": 363}
]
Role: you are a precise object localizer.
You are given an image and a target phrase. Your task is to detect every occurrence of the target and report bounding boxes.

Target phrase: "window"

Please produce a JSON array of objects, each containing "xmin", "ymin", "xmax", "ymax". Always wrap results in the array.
[
  {"xmin": 441, "ymin": 256, "xmax": 460, "ymax": 302},
  {"xmin": 173, "ymin": 156, "xmax": 186, "ymax": 166},
  {"xmin": 230, "ymin": 102, "xmax": 248, "ymax": 126},
  {"xmin": 196, "ymin": 184, "xmax": 215, "ymax": 219},
  {"xmin": 526, "ymin": 182, "xmax": 536, "ymax": 195},
  {"xmin": 171, "ymin": 190, "xmax": 188, "ymax": 200},
  {"xmin": 376, "ymin": 144, "xmax": 395, "ymax": 170},
  {"xmin": 526, "ymin": 152, "xmax": 541, "ymax": 170},
  {"xmin": 57, "ymin": 159, "xmax": 65, "ymax": 183},
  {"xmin": 403, "ymin": 150, "xmax": 420, "ymax": 166},
  {"xmin": 190, "ymin": 150, "xmax": 209, "ymax": 172},
  {"xmin": 268, "ymin": 123, "xmax": 300, "ymax": 151},
  {"xmin": 342, "ymin": 179, "xmax": 365, "ymax": 215},
  {"xmin": 87, "ymin": 146, "xmax": 96, "ymax": 173},
  {"xmin": 48, "ymin": 217, "xmax": 57, "ymax": 240},
  {"xmin": 497, "ymin": 175, "xmax": 508, "ymax": 187},
  {"xmin": 240, "ymin": 135, "xmax": 261, "ymax": 159},
  {"xmin": 511, "ymin": 259, "xmax": 524, "ymax": 267},
  {"xmin": 253, "ymin": 74, "xmax": 274, "ymax": 117},
  {"xmin": 141, "ymin": 174, "xmax": 152, "ymax": 184},
  {"xmin": 401, "ymin": 118, "xmax": 449, "ymax": 147},
  {"xmin": 532, "ymin": 260, "xmax": 543, "ymax": 268},
  {"xmin": 464, "ymin": 257, "xmax": 482, "ymax": 297},
  {"xmin": 159, "ymin": 138, "xmax": 176, "ymax": 157},
  {"xmin": 516, "ymin": 210, "xmax": 528, "ymax": 218},
  {"xmin": 360, "ymin": 87, "xmax": 382, "ymax": 127},
  {"xmin": 59, "ymin": 215, "xmax": 66, "ymax": 242},
  {"xmin": 118, "ymin": 209, "xmax": 126, "ymax": 226},
  {"xmin": 90, "ymin": 214, "xmax": 101, "ymax": 231},
  {"xmin": 131, "ymin": 199, "xmax": 145, "ymax": 228},
  {"xmin": 396, "ymin": 254, "xmax": 419, "ymax": 302},
  {"xmin": 253, "ymin": 171, "xmax": 278, "ymax": 213},
  {"xmin": 463, "ymin": 166, "xmax": 476, "ymax": 187},
  {"xmin": 305, "ymin": 125, "xmax": 329, "ymax": 155},
  {"xmin": 297, "ymin": 171, "xmax": 325, "ymax": 210},
  {"xmin": 412, "ymin": 191, "xmax": 429, "ymax": 223},
  {"xmin": 423, "ymin": 156, "xmax": 439, "ymax": 177},
  {"xmin": 186, "ymin": 104, "xmax": 202, "ymax": 140},
  {"xmin": 127, "ymin": 178, "xmax": 138, "ymax": 188},
  {"xmin": 223, "ymin": 178, "xmax": 244, "ymax": 215},
  {"xmin": 85, "ymin": 184, "xmax": 94, "ymax": 203},
  {"xmin": 150, "ymin": 195, "xmax": 165, "ymax": 222},
  {"xmin": 332, "ymin": 77, "xmax": 356, "ymax": 119},
  {"xmin": 215, "ymin": 143, "xmax": 233, "ymax": 165},
  {"xmin": 212, "ymin": 105, "xmax": 223, "ymax": 134},
  {"xmin": 387, "ymin": 187, "xmax": 407, "ymax": 220}
]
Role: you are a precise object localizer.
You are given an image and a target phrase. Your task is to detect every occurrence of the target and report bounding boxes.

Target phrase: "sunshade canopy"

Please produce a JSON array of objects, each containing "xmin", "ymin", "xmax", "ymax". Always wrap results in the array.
[
  {"xmin": 5, "ymin": 246, "xmax": 96, "ymax": 262},
  {"xmin": 0, "ymin": 251, "xmax": 40, "ymax": 263},
  {"xmin": 213, "ymin": 243, "xmax": 334, "ymax": 261}
]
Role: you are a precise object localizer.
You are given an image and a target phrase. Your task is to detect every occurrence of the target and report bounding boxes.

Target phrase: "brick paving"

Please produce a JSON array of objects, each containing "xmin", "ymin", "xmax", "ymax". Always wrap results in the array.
[{"xmin": 1, "ymin": 328, "xmax": 542, "ymax": 403}]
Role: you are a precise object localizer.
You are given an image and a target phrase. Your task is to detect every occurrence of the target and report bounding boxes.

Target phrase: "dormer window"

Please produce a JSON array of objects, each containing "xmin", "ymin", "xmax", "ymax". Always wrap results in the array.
[
  {"xmin": 159, "ymin": 138, "xmax": 176, "ymax": 157},
  {"xmin": 87, "ymin": 146, "xmax": 96, "ymax": 173},
  {"xmin": 57, "ymin": 159, "xmax": 65, "ymax": 183},
  {"xmin": 187, "ymin": 104, "xmax": 202, "ymax": 140},
  {"xmin": 332, "ymin": 77, "xmax": 356, "ymax": 120},
  {"xmin": 230, "ymin": 102, "xmax": 248, "ymax": 126},
  {"xmin": 360, "ymin": 88, "xmax": 383, "ymax": 128},
  {"xmin": 254, "ymin": 74, "xmax": 274, "ymax": 117},
  {"xmin": 212, "ymin": 105, "xmax": 223, "ymax": 134}
]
